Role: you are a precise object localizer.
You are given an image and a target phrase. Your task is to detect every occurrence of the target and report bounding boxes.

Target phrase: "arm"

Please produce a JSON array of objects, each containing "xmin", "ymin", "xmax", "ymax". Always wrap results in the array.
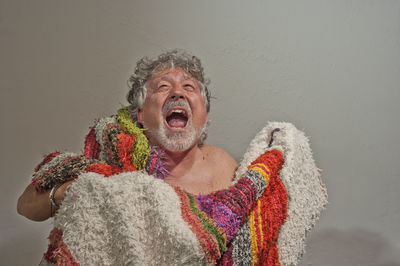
[
  {"xmin": 17, "ymin": 180, "xmax": 74, "ymax": 221},
  {"xmin": 17, "ymin": 113, "xmax": 144, "ymax": 221},
  {"xmin": 17, "ymin": 125, "xmax": 103, "ymax": 221},
  {"xmin": 17, "ymin": 153, "xmax": 101, "ymax": 221}
]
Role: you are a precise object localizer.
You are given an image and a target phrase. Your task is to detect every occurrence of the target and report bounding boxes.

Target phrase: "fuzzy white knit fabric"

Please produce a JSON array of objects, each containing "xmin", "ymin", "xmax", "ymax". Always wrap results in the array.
[
  {"xmin": 55, "ymin": 171, "xmax": 207, "ymax": 266},
  {"xmin": 52, "ymin": 122, "xmax": 326, "ymax": 265},
  {"xmin": 235, "ymin": 122, "xmax": 328, "ymax": 266}
]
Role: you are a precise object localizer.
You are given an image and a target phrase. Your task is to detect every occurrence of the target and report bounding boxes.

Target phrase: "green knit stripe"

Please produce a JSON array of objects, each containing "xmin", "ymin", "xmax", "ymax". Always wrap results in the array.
[
  {"xmin": 185, "ymin": 192, "xmax": 227, "ymax": 253},
  {"xmin": 117, "ymin": 107, "xmax": 151, "ymax": 170}
]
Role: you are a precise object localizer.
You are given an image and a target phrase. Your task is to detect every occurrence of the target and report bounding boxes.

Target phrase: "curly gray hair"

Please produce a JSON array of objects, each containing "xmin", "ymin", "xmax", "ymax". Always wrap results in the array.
[
  {"xmin": 127, "ymin": 49, "xmax": 211, "ymax": 145},
  {"xmin": 127, "ymin": 49, "xmax": 211, "ymax": 113}
]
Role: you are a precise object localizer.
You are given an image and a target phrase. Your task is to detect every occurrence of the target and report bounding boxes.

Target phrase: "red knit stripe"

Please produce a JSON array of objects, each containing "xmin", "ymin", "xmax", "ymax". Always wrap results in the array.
[
  {"xmin": 251, "ymin": 150, "xmax": 283, "ymax": 177},
  {"xmin": 243, "ymin": 149, "xmax": 287, "ymax": 265},
  {"xmin": 258, "ymin": 172, "xmax": 287, "ymax": 265},
  {"xmin": 43, "ymin": 228, "xmax": 80, "ymax": 265},
  {"xmin": 84, "ymin": 126, "xmax": 101, "ymax": 159}
]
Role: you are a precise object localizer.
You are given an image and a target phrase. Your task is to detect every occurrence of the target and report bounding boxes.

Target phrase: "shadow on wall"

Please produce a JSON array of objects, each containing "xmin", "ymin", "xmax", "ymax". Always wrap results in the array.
[
  {"xmin": 299, "ymin": 228, "xmax": 400, "ymax": 266},
  {"xmin": 0, "ymin": 221, "xmax": 51, "ymax": 265}
]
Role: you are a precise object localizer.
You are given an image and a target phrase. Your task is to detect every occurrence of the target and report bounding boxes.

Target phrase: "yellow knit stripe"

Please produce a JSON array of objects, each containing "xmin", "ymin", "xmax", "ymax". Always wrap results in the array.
[
  {"xmin": 257, "ymin": 199, "xmax": 264, "ymax": 248},
  {"xmin": 249, "ymin": 209, "xmax": 258, "ymax": 265},
  {"xmin": 117, "ymin": 107, "xmax": 151, "ymax": 170},
  {"xmin": 248, "ymin": 163, "xmax": 270, "ymax": 265},
  {"xmin": 248, "ymin": 163, "xmax": 270, "ymax": 184}
]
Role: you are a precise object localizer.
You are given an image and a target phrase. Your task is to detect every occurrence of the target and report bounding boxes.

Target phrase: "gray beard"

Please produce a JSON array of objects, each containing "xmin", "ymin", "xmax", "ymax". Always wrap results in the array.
[
  {"xmin": 143, "ymin": 100, "xmax": 206, "ymax": 152},
  {"xmin": 145, "ymin": 119, "xmax": 206, "ymax": 152}
]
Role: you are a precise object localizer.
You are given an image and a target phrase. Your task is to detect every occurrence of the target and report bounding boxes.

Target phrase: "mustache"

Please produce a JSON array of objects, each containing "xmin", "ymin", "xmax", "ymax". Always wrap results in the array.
[{"xmin": 162, "ymin": 100, "xmax": 192, "ymax": 117}]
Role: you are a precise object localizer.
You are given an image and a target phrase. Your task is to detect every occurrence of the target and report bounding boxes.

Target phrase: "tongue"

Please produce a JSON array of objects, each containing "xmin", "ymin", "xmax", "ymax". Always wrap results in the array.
[{"xmin": 168, "ymin": 118, "xmax": 186, "ymax": 128}]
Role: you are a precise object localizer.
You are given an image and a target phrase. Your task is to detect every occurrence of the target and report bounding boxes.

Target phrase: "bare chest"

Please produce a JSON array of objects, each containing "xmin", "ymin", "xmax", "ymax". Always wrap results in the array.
[{"xmin": 164, "ymin": 161, "xmax": 233, "ymax": 195}]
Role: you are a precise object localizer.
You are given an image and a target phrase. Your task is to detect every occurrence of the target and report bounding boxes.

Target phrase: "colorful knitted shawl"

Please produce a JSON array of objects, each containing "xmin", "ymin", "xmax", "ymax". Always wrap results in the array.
[{"xmin": 33, "ymin": 107, "xmax": 327, "ymax": 266}]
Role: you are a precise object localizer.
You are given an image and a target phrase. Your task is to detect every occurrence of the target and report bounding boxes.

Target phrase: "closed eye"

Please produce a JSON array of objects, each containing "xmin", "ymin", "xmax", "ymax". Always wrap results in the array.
[
  {"xmin": 184, "ymin": 84, "xmax": 195, "ymax": 91},
  {"xmin": 157, "ymin": 83, "xmax": 170, "ymax": 91}
]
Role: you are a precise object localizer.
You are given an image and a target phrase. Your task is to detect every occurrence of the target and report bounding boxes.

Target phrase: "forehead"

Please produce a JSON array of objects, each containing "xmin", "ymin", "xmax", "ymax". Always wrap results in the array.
[{"xmin": 148, "ymin": 68, "xmax": 196, "ymax": 83}]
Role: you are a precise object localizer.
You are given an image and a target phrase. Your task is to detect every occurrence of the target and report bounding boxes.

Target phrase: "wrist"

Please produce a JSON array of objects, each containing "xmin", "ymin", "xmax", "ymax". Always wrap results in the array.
[{"xmin": 49, "ymin": 184, "xmax": 62, "ymax": 217}]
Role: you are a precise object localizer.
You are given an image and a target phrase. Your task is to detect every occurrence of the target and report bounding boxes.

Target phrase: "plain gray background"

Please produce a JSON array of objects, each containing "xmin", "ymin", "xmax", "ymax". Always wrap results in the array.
[{"xmin": 1, "ymin": 1, "xmax": 399, "ymax": 265}]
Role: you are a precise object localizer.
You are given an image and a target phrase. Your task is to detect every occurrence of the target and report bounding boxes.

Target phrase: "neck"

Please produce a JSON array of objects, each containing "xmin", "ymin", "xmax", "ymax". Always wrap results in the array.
[
  {"xmin": 156, "ymin": 144, "xmax": 203, "ymax": 181},
  {"xmin": 164, "ymin": 145, "xmax": 199, "ymax": 169}
]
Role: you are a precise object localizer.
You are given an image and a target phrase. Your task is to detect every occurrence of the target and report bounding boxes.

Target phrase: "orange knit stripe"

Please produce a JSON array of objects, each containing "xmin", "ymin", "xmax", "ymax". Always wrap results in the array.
[
  {"xmin": 117, "ymin": 133, "xmax": 137, "ymax": 172},
  {"xmin": 85, "ymin": 163, "xmax": 121, "ymax": 177}
]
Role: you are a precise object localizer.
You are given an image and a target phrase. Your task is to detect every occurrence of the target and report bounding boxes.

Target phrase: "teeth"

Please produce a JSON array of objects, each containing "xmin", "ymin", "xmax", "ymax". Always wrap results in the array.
[
  {"xmin": 172, "ymin": 110, "xmax": 184, "ymax": 114},
  {"xmin": 166, "ymin": 109, "xmax": 188, "ymax": 119}
]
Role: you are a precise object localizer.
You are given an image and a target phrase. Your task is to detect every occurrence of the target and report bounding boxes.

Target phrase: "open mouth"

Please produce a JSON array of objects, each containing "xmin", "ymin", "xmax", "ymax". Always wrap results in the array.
[{"xmin": 165, "ymin": 108, "xmax": 188, "ymax": 129}]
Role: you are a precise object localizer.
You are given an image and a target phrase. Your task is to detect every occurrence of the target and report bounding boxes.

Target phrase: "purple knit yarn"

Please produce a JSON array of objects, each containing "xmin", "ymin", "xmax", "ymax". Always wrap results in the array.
[
  {"xmin": 130, "ymin": 114, "xmax": 138, "ymax": 122},
  {"xmin": 195, "ymin": 196, "xmax": 241, "ymax": 241},
  {"xmin": 146, "ymin": 148, "xmax": 169, "ymax": 179}
]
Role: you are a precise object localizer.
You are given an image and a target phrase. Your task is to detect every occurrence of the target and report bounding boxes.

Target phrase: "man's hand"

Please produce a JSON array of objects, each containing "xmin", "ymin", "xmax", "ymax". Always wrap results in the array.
[{"xmin": 17, "ymin": 179, "xmax": 75, "ymax": 221}]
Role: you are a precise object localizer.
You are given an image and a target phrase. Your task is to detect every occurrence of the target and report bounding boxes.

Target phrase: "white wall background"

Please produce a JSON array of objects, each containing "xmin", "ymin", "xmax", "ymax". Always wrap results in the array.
[{"xmin": 1, "ymin": 1, "xmax": 399, "ymax": 265}]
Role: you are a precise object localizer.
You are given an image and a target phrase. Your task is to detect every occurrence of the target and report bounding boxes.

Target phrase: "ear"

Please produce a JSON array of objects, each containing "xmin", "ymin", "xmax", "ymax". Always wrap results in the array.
[{"xmin": 137, "ymin": 108, "xmax": 143, "ymax": 124}]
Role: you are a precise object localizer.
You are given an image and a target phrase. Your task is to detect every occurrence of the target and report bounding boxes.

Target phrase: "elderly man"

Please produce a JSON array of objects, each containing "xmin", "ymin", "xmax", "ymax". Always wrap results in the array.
[
  {"xmin": 17, "ymin": 50, "xmax": 238, "ymax": 221},
  {"xmin": 17, "ymin": 50, "xmax": 326, "ymax": 265}
]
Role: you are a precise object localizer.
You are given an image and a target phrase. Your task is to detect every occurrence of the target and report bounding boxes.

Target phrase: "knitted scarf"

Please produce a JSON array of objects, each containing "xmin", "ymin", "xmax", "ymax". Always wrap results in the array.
[{"xmin": 33, "ymin": 107, "xmax": 327, "ymax": 266}]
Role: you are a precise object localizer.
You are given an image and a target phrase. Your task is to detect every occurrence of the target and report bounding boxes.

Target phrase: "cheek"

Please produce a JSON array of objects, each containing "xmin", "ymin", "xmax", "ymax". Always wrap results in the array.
[
  {"xmin": 192, "ymin": 100, "xmax": 208, "ymax": 125},
  {"xmin": 142, "ymin": 98, "xmax": 164, "ymax": 124},
  {"xmin": 198, "ymin": 110, "xmax": 208, "ymax": 125}
]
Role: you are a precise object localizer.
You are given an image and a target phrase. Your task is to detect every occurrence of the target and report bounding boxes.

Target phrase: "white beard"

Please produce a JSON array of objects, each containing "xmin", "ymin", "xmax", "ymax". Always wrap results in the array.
[
  {"xmin": 148, "ymin": 121, "xmax": 204, "ymax": 152},
  {"xmin": 143, "ymin": 101, "xmax": 207, "ymax": 152}
]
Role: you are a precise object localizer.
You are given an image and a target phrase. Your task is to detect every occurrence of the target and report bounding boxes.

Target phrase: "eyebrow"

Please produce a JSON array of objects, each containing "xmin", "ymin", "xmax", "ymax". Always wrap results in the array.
[
  {"xmin": 182, "ymin": 75, "xmax": 194, "ymax": 81},
  {"xmin": 158, "ymin": 76, "xmax": 170, "ymax": 82},
  {"xmin": 157, "ymin": 75, "xmax": 195, "ymax": 82}
]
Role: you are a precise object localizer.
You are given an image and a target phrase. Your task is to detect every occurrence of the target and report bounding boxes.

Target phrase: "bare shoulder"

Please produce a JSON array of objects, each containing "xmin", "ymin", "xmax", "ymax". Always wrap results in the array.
[
  {"xmin": 201, "ymin": 145, "xmax": 238, "ymax": 187},
  {"xmin": 201, "ymin": 145, "xmax": 238, "ymax": 167}
]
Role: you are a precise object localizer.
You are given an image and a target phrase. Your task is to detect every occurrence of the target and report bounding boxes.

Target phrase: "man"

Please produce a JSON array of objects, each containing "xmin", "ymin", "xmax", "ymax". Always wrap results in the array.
[
  {"xmin": 17, "ymin": 49, "xmax": 238, "ymax": 220},
  {"xmin": 17, "ymin": 50, "xmax": 279, "ymax": 265},
  {"xmin": 17, "ymin": 49, "xmax": 327, "ymax": 265}
]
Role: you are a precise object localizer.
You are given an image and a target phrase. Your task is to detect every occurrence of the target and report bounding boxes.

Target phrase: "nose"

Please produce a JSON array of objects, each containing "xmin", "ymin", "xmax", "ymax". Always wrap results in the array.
[{"xmin": 169, "ymin": 84, "xmax": 185, "ymax": 101}]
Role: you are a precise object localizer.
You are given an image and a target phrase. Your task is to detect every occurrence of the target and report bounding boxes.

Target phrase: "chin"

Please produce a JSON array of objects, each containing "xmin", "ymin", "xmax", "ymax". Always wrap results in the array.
[
  {"xmin": 153, "ymin": 127, "xmax": 198, "ymax": 152},
  {"xmin": 163, "ymin": 137, "xmax": 196, "ymax": 152},
  {"xmin": 146, "ymin": 122, "xmax": 206, "ymax": 153}
]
